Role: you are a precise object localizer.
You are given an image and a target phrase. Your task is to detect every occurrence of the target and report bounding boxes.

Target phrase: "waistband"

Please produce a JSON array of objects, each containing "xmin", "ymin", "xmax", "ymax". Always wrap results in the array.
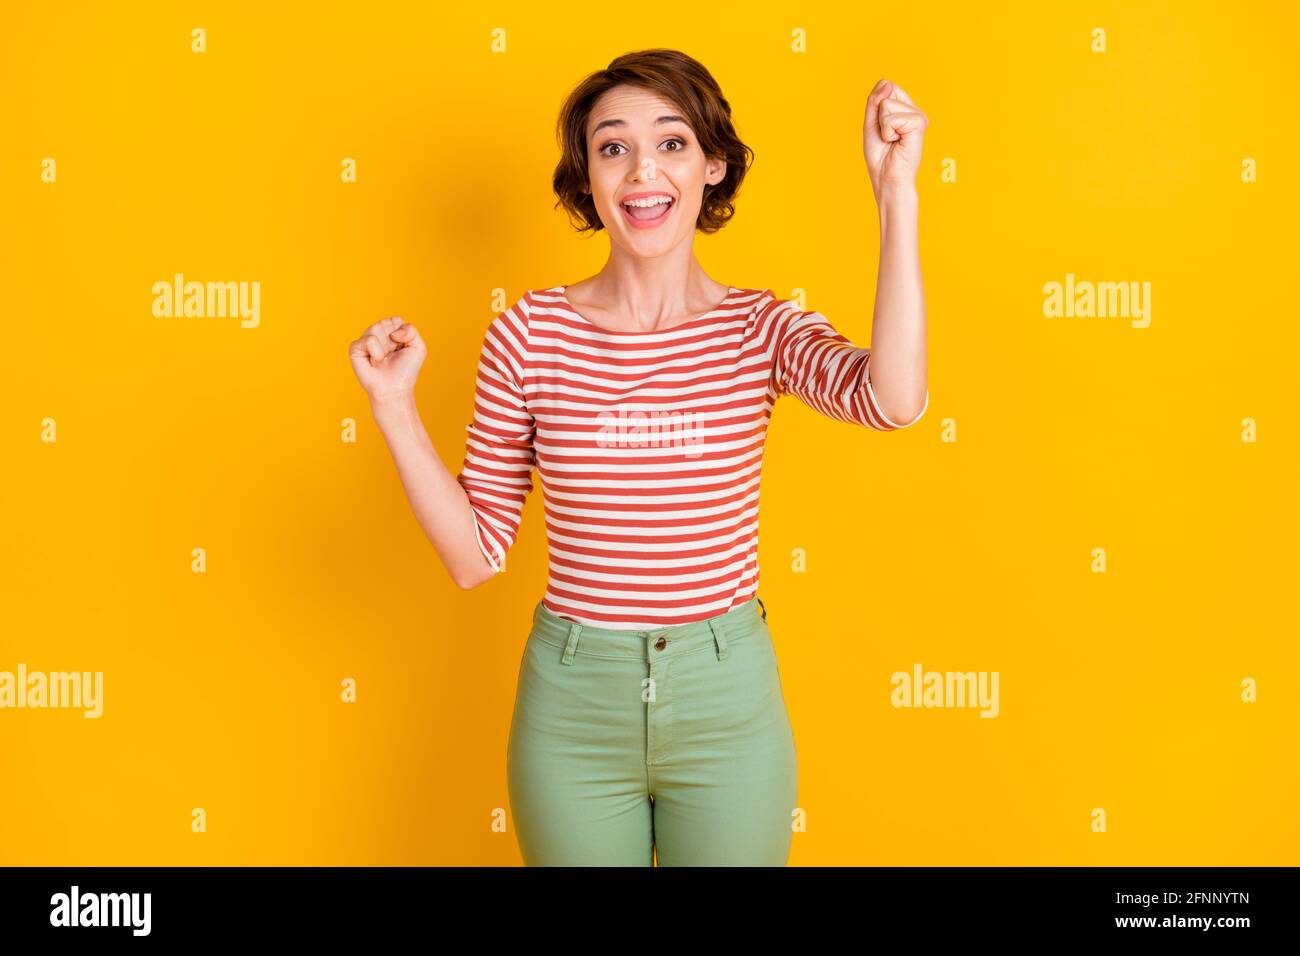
[{"xmin": 530, "ymin": 596, "xmax": 767, "ymax": 662}]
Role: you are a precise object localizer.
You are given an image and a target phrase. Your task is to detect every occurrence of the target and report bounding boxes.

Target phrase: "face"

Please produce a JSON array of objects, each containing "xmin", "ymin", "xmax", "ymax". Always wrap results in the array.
[{"xmin": 583, "ymin": 85, "xmax": 727, "ymax": 255}]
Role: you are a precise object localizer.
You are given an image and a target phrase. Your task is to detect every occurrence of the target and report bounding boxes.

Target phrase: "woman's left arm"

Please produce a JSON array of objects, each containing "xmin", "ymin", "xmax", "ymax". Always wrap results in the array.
[{"xmin": 862, "ymin": 78, "xmax": 930, "ymax": 427}]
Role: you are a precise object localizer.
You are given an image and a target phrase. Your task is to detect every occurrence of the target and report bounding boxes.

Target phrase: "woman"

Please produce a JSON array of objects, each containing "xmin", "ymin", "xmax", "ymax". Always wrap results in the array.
[{"xmin": 348, "ymin": 48, "xmax": 929, "ymax": 866}]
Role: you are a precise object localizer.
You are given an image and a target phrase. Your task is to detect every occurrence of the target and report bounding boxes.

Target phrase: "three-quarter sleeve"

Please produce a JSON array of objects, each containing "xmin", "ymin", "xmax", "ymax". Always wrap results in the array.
[
  {"xmin": 455, "ymin": 295, "xmax": 536, "ymax": 572},
  {"xmin": 762, "ymin": 294, "xmax": 928, "ymax": 431}
]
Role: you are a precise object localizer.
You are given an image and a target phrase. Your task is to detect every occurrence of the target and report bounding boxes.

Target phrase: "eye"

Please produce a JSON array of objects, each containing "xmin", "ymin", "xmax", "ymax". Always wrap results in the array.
[{"xmin": 595, "ymin": 137, "xmax": 686, "ymax": 158}]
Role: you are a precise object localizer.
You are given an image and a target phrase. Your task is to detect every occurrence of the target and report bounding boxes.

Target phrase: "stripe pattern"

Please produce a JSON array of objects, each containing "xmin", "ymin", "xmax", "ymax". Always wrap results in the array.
[{"xmin": 455, "ymin": 285, "xmax": 928, "ymax": 629}]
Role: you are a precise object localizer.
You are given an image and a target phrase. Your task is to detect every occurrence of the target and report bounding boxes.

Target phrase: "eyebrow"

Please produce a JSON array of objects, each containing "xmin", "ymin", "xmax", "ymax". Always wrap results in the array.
[{"xmin": 590, "ymin": 114, "xmax": 690, "ymax": 137}]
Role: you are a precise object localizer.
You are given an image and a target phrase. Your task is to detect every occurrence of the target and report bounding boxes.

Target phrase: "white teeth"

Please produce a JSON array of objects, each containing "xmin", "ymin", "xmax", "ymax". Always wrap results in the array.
[{"xmin": 623, "ymin": 196, "xmax": 673, "ymax": 208}]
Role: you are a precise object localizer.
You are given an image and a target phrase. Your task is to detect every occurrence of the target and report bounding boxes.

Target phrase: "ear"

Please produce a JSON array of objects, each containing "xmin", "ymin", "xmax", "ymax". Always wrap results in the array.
[{"xmin": 705, "ymin": 157, "xmax": 727, "ymax": 187}]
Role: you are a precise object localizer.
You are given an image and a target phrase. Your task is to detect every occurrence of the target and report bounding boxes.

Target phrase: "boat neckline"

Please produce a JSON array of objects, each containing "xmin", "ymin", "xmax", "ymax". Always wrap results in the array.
[{"xmin": 553, "ymin": 285, "xmax": 744, "ymax": 336}]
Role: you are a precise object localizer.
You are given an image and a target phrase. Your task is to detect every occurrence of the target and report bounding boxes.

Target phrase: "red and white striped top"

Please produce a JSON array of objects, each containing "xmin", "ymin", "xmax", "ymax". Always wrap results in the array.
[{"xmin": 456, "ymin": 285, "xmax": 928, "ymax": 629}]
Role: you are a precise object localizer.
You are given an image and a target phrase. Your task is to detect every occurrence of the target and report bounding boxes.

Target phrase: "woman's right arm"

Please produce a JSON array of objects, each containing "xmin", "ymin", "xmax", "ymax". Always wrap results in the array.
[
  {"xmin": 349, "ymin": 316, "xmax": 498, "ymax": 590},
  {"xmin": 369, "ymin": 389, "xmax": 498, "ymax": 590}
]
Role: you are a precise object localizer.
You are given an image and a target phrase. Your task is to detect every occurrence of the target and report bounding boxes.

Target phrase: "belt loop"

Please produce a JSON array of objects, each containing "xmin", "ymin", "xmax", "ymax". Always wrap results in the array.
[
  {"xmin": 562, "ymin": 622, "xmax": 581, "ymax": 665},
  {"xmin": 709, "ymin": 618, "xmax": 729, "ymax": 661}
]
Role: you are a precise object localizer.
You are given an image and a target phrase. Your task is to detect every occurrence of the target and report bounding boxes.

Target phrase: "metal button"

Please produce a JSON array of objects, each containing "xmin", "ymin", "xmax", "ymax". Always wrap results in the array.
[{"xmin": 654, "ymin": 637, "xmax": 667, "ymax": 651}]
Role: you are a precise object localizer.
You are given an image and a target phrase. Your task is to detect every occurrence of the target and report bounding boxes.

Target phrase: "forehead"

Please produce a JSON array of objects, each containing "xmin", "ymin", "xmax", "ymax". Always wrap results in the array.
[{"xmin": 586, "ymin": 85, "xmax": 688, "ymax": 138}]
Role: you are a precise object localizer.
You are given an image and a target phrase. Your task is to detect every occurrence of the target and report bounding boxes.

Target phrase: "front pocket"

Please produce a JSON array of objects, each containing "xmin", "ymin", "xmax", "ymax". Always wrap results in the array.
[{"xmin": 752, "ymin": 621, "xmax": 788, "ymax": 698}]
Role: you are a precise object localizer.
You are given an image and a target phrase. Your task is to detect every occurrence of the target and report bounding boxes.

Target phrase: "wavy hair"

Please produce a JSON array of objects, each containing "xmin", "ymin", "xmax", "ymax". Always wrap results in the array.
[{"xmin": 552, "ymin": 48, "xmax": 754, "ymax": 235}]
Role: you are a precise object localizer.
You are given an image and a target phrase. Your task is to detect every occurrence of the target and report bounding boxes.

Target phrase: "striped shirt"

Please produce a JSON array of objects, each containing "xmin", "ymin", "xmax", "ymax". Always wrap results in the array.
[{"xmin": 456, "ymin": 285, "xmax": 928, "ymax": 629}]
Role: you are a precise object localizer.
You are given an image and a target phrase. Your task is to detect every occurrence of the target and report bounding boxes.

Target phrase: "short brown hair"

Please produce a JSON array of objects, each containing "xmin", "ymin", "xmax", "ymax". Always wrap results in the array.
[{"xmin": 552, "ymin": 49, "xmax": 754, "ymax": 235}]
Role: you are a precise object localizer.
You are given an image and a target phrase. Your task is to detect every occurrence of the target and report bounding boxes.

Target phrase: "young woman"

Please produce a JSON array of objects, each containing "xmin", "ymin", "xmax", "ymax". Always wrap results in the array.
[{"xmin": 348, "ymin": 48, "xmax": 929, "ymax": 866}]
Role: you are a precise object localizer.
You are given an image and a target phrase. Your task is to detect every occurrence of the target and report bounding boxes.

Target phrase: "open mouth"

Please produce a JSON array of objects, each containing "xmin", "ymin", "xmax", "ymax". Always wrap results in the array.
[{"xmin": 621, "ymin": 194, "xmax": 675, "ymax": 228}]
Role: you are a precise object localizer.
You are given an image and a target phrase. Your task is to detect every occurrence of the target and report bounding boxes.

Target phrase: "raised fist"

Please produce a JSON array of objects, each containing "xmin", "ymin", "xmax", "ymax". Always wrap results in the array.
[{"xmin": 863, "ymin": 78, "xmax": 929, "ymax": 199}]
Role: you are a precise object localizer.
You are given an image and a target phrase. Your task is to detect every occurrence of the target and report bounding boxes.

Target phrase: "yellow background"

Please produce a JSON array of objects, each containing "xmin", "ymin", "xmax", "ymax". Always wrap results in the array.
[{"xmin": 2, "ymin": 0, "xmax": 1296, "ymax": 865}]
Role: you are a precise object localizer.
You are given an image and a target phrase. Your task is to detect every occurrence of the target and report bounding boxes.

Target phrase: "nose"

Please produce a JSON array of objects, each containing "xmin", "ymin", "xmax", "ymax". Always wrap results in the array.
[{"xmin": 629, "ymin": 153, "xmax": 658, "ymax": 183}]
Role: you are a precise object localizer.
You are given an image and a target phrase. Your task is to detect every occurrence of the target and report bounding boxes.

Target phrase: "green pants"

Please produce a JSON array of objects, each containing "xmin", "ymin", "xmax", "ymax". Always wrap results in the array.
[{"xmin": 506, "ymin": 595, "xmax": 798, "ymax": 866}]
